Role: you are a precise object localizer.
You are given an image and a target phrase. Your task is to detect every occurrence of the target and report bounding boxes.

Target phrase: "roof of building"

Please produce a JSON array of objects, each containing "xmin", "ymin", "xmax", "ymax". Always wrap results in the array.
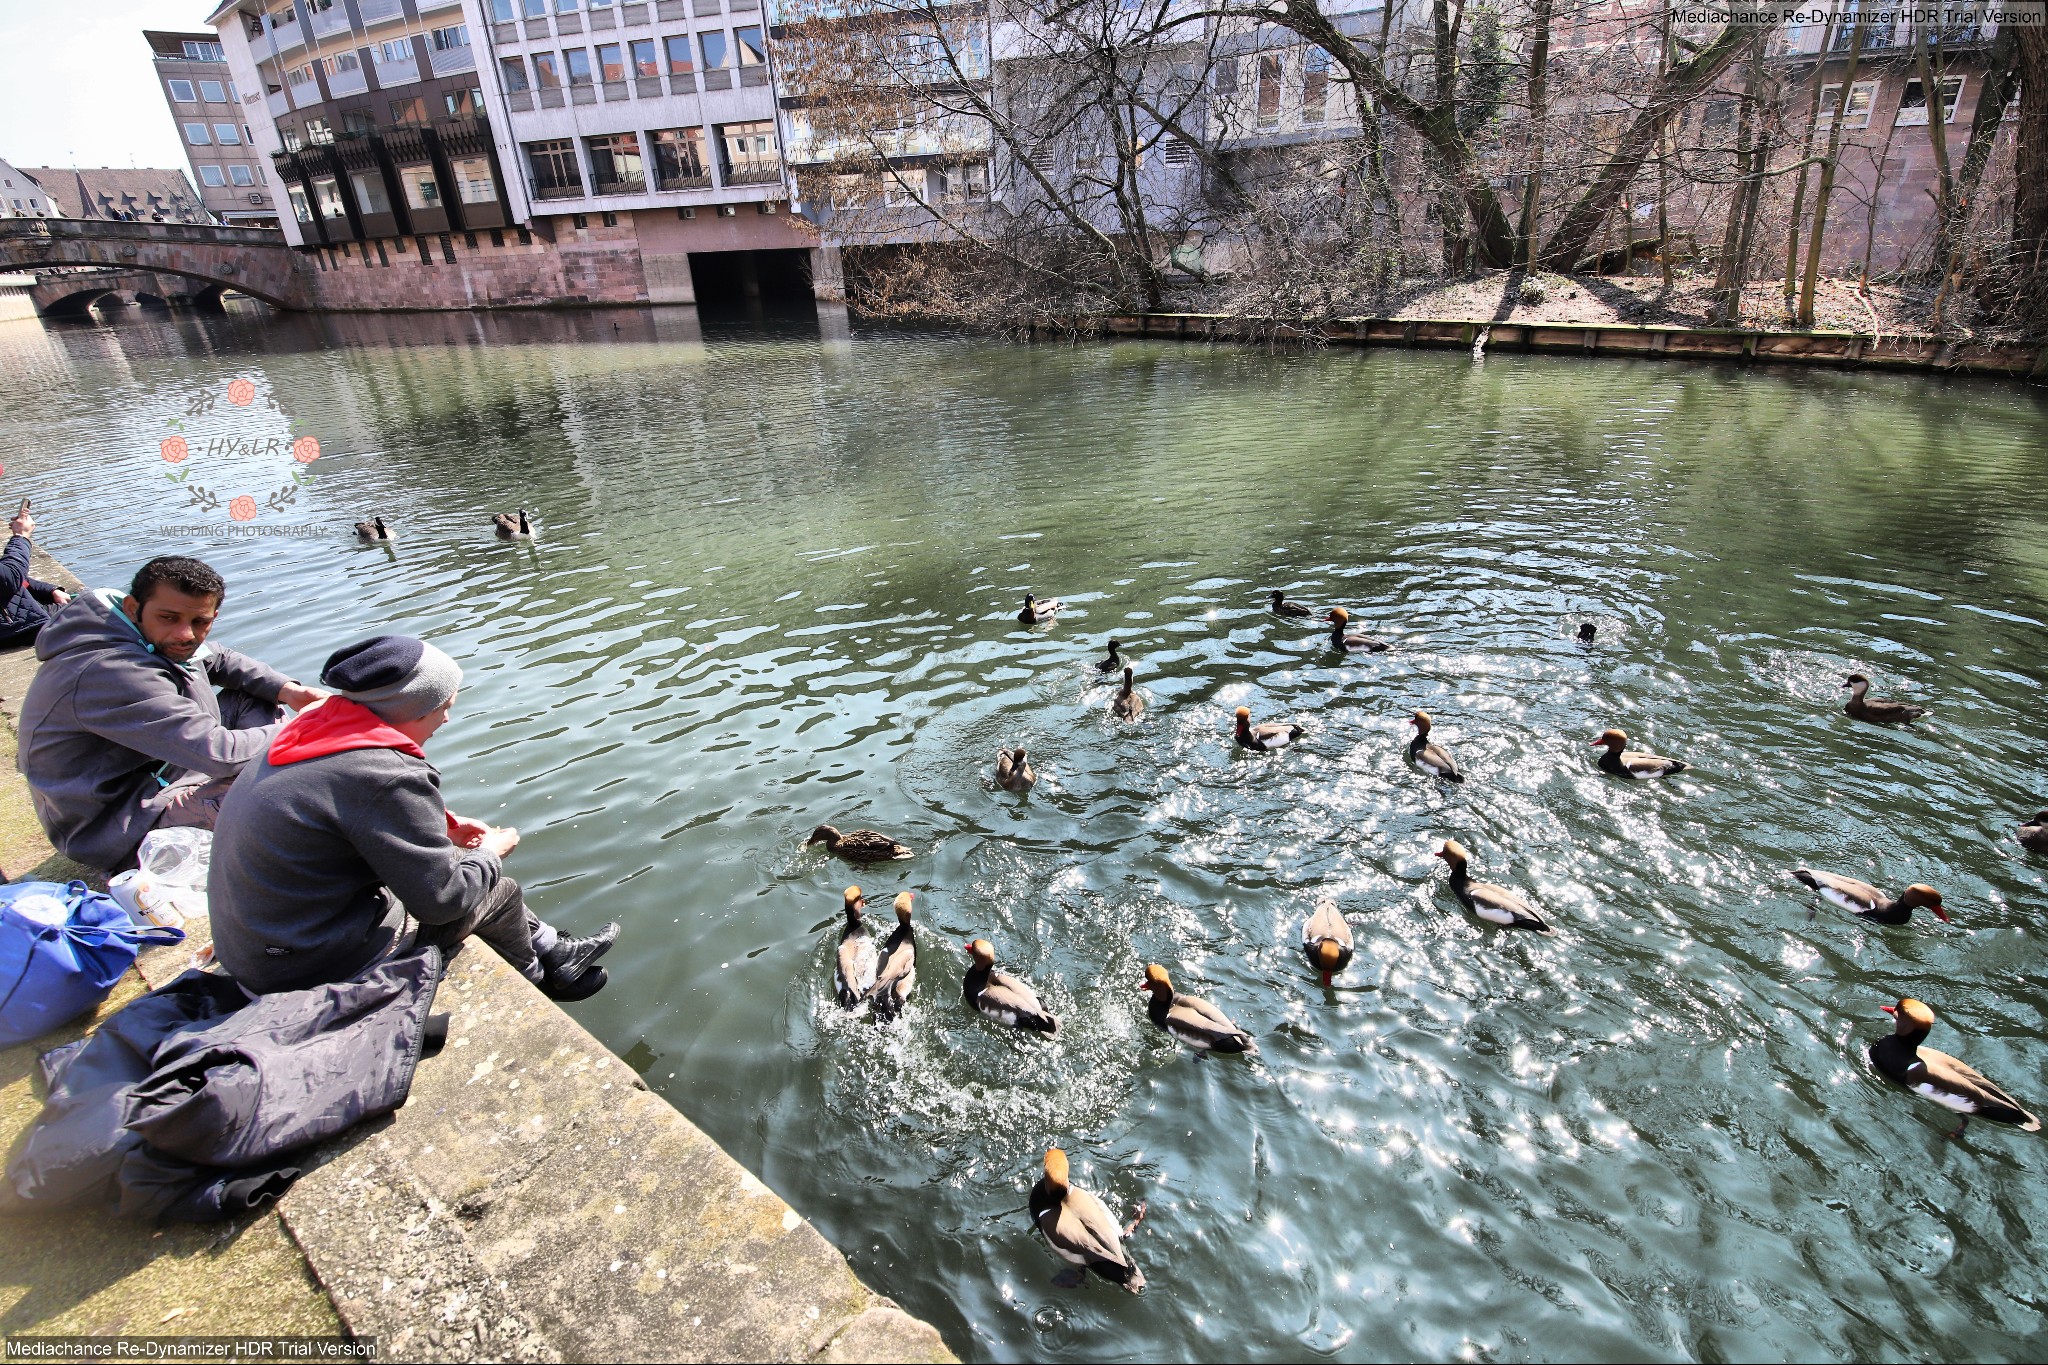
[
  {"xmin": 144, "ymin": 30, "xmax": 223, "ymax": 57},
  {"xmin": 16, "ymin": 168, "xmax": 210, "ymax": 223}
]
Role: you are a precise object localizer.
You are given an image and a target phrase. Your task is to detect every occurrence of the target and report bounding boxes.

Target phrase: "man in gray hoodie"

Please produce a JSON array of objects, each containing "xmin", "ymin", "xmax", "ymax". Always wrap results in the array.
[
  {"xmin": 16, "ymin": 555, "xmax": 324, "ymax": 868},
  {"xmin": 208, "ymin": 634, "xmax": 617, "ymax": 1001}
]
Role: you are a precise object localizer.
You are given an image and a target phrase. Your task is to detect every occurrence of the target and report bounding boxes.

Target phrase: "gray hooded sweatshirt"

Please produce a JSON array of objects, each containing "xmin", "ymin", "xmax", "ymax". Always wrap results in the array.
[{"xmin": 16, "ymin": 589, "xmax": 289, "ymax": 867}]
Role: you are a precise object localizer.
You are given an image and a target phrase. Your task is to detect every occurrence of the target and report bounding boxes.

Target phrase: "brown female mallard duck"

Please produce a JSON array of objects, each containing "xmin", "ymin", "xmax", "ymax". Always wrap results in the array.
[{"xmin": 806, "ymin": 824, "xmax": 912, "ymax": 862}]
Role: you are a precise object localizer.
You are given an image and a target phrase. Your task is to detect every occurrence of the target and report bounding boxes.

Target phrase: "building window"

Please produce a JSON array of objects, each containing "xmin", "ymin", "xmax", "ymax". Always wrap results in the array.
[
  {"xmin": 288, "ymin": 185, "xmax": 313, "ymax": 223},
  {"xmin": 883, "ymin": 167, "xmax": 924, "ymax": 206},
  {"xmin": 182, "ymin": 39, "xmax": 226, "ymax": 60},
  {"xmin": 1818, "ymin": 80, "xmax": 1878, "ymax": 131},
  {"xmin": 282, "ymin": 128, "xmax": 304, "ymax": 152},
  {"xmin": 1256, "ymin": 53, "xmax": 1282, "ymax": 128},
  {"xmin": 587, "ymin": 132, "xmax": 644, "ymax": 193},
  {"xmin": 523, "ymin": 0, "xmax": 548, "ymax": 15},
  {"xmin": 717, "ymin": 119, "xmax": 779, "ymax": 182},
  {"xmin": 184, "ymin": 121, "xmax": 213, "ymax": 145},
  {"xmin": 447, "ymin": 88, "xmax": 485, "ymax": 117},
  {"xmin": 342, "ymin": 108, "xmax": 376, "ymax": 137},
  {"xmin": 306, "ymin": 117, "xmax": 334, "ymax": 144},
  {"xmin": 351, "ymin": 170, "xmax": 392, "ymax": 214},
  {"xmin": 391, "ymin": 96, "xmax": 428, "ymax": 125},
  {"xmin": 431, "ymin": 24, "xmax": 470, "ymax": 52},
  {"xmin": 557, "ymin": 0, "xmax": 582, "ymax": 12},
  {"xmin": 652, "ymin": 126, "xmax": 709, "ymax": 186},
  {"xmin": 286, "ymin": 64, "xmax": 316, "ymax": 88},
  {"xmin": 525, "ymin": 138, "xmax": 583, "ymax": 199},
  {"xmin": 402, "ymin": 167, "xmax": 443, "ymax": 210},
  {"xmin": 452, "ymin": 156, "xmax": 497, "ymax": 203},
  {"xmin": 199, "ymin": 165, "xmax": 227, "ymax": 187},
  {"xmin": 735, "ymin": 26, "xmax": 766, "ymax": 66},
  {"xmin": 1896, "ymin": 75, "xmax": 1964, "ymax": 127},
  {"xmin": 229, "ymin": 165, "xmax": 256, "ymax": 186},
  {"xmin": 168, "ymin": 79, "xmax": 197, "ymax": 102},
  {"xmin": 322, "ymin": 52, "xmax": 360, "ymax": 79},
  {"xmin": 200, "ymin": 79, "xmax": 228, "ymax": 102},
  {"xmin": 1302, "ymin": 48, "xmax": 1329, "ymax": 125},
  {"xmin": 377, "ymin": 38, "xmax": 413, "ymax": 64},
  {"xmin": 700, "ymin": 31, "xmax": 729, "ymax": 69},
  {"xmin": 313, "ymin": 176, "xmax": 346, "ymax": 218},
  {"xmin": 214, "ymin": 123, "xmax": 243, "ymax": 145},
  {"xmin": 938, "ymin": 161, "xmax": 987, "ymax": 202},
  {"xmin": 564, "ymin": 49, "xmax": 594, "ymax": 85},
  {"xmin": 533, "ymin": 52, "xmax": 563, "ymax": 88},
  {"xmin": 500, "ymin": 56, "xmax": 530, "ymax": 92},
  {"xmin": 597, "ymin": 43, "xmax": 625, "ymax": 82},
  {"xmin": 631, "ymin": 39, "xmax": 658, "ymax": 78},
  {"xmin": 664, "ymin": 35, "xmax": 694, "ymax": 74},
  {"xmin": 490, "ymin": 0, "xmax": 516, "ymax": 19}
]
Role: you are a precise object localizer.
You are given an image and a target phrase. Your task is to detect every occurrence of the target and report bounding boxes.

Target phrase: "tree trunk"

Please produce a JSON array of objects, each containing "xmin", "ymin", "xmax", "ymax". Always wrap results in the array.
[
  {"xmin": 1798, "ymin": 18, "xmax": 1869, "ymax": 326},
  {"xmin": 1782, "ymin": 15, "xmax": 1841, "ymax": 312},
  {"xmin": 1941, "ymin": 25, "xmax": 2020, "ymax": 274},
  {"xmin": 1519, "ymin": 0, "xmax": 1554, "ymax": 270},
  {"xmin": 2011, "ymin": 26, "xmax": 2048, "ymax": 329},
  {"xmin": 1657, "ymin": 5, "xmax": 1674, "ymax": 287},
  {"xmin": 1915, "ymin": 27, "xmax": 1956, "ymax": 279},
  {"xmin": 1712, "ymin": 47, "xmax": 1762, "ymax": 323}
]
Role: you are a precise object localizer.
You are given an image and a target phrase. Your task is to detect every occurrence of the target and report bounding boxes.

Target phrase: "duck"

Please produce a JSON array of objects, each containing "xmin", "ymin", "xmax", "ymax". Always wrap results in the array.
[
  {"xmin": 1094, "ymin": 639, "xmax": 1124, "ymax": 675},
  {"xmin": 1435, "ymin": 840, "xmax": 1550, "ymax": 931},
  {"xmin": 865, "ymin": 892, "xmax": 917, "ymax": 1020},
  {"xmin": 996, "ymin": 746, "xmax": 1037, "ymax": 793},
  {"xmin": 1322, "ymin": 607, "xmax": 1391, "ymax": 653},
  {"xmin": 1233, "ymin": 706, "xmax": 1304, "ymax": 751},
  {"xmin": 1138, "ymin": 963, "xmax": 1257, "ymax": 1053},
  {"xmin": 1301, "ymin": 899, "xmax": 1354, "ymax": 986},
  {"xmin": 353, "ymin": 515, "xmax": 393, "ymax": 542},
  {"xmin": 1843, "ymin": 673, "xmax": 1926, "ymax": 724},
  {"xmin": 1018, "ymin": 593, "xmax": 1062, "ymax": 625},
  {"xmin": 1029, "ymin": 1149, "xmax": 1146, "ymax": 1292},
  {"xmin": 805, "ymin": 824, "xmax": 913, "ymax": 862},
  {"xmin": 1111, "ymin": 666, "xmax": 1144, "ymax": 721},
  {"xmin": 492, "ymin": 508, "xmax": 535, "ymax": 539},
  {"xmin": 1870, "ymin": 998, "xmax": 2039, "ymax": 1137},
  {"xmin": 1269, "ymin": 590, "xmax": 1314, "ymax": 619},
  {"xmin": 832, "ymin": 886, "xmax": 878, "ymax": 1009},
  {"xmin": 1407, "ymin": 710, "xmax": 1464, "ymax": 783},
  {"xmin": 1577, "ymin": 622, "xmax": 1597, "ymax": 644},
  {"xmin": 1590, "ymin": 728, "xmax": 1687, "ymax": 779},
  {"xmin": 1791, "ymin": 869, "xmax": 1949, "ymax": 925},
  {"xmin": 961, "ymin": 939, "xmax": 1058, "ymax": 1033},
  {"xmin": 2019, "ymin": 811, "xmax": 2048, "ymax": 854}
]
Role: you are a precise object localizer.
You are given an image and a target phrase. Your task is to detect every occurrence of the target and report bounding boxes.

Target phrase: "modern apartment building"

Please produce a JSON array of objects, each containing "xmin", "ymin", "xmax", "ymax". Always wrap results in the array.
[{"xmin": 146, "ymin": 30, "xmax": 277, "ymax": 225}]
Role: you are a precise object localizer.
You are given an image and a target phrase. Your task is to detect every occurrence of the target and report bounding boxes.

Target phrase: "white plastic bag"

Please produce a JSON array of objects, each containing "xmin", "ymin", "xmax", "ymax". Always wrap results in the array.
[{"xmin": 137, "ymin": 827, "xmax": 212, "ymax": 888}]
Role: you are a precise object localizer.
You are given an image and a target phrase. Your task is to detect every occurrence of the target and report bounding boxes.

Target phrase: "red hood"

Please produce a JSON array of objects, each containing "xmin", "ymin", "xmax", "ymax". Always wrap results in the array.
[{"xmin": 269, "ymin": 697, "xmax": 425, "ymax": 766}]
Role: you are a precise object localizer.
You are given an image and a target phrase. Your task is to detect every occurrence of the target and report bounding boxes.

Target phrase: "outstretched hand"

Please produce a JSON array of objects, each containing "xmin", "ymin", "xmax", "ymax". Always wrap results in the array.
[
  {"xmin": 278, "ymin": 682, "xmax": 330, "ymax": 711},
  {"xmin": 447, "ymin": 813, "xmax": 491, "ymax": 849}
]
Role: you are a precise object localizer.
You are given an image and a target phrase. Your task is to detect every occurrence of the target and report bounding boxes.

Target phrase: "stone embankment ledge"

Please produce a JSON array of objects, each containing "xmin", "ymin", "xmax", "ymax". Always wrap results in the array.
[
  {"xmin": 1056, "ymin": 313, "xmax": 2048, "ymax": 381},
  {"xmin": 0, "ymin": 547, "xmax": 954, "ymax": 1364}
]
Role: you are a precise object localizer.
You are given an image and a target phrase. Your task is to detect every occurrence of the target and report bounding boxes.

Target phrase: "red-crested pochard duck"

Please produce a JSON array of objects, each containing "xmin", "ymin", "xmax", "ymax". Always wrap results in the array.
[
  {"xmin": 1435, "ymin": 840, "xmax": 1550, "ymax": 931},
  {"xmin": 1139, "ymin": 963, "xmax": 1257, "ymax": 1053},
  {"xmin": 2020, "ymin": 811, "xmax": 2048, "ymax": 855},
  {"xmin": 1407, "ymin": 710, "xmax": 1465, "ymax": 783},
  {"xmin": 1871, "ymin": 998, "xmax": 2039, "ymax": 1137},
  {"xmin": 833, "ymin": 886, "xmax": 878, "ymax": 1009},
  {"xmin": 961, "ymin": 939, "xmax": 1058, "ymax": 1034},
  {"xmin": 1590, "ymin": 728, "xmax": 1687, "ymax": 779},
  {"xmin": 1269, "ymin": 590, "xmax": 1313, "ymax": 618},
  {"xmin": 1233, "ymin": 706, "xmax": 1304, "ymax": 751},
  {"xmin": 1018, "ymin": 593, "xmax": 1062, "ymax": 625},
  {"xmin": 1322, "ymin": 607, "xmax": 1390, "ymax": 653},
  {"xmin": 1791, "ymin": 869, "xmax": 1948, "ymax": 925},
  {"xmin": 865, "ymin": 892, "xmax": 918, "ymax": 1019},
  {"xmin": 1301, "ymin": 899, "xmax": 1354, "ymax": 986},
  {"xmin": 1030, "ymin": 1149, "xmax": 1146, "ymax": 1292},
  {"xmin": 806, "ymin": 824, "xmax": 913, "ymax": 862},
  {"xmin": 1843, "ymin": 673, "xmax": 1926, "ymax": 724},
  {"xmin": 1111, "ymin": 665, "xmax": 1144, "ymax": 721},
  {"xmin": 996, "ymin": 747, "xmax": 1037, "ymax": 793}
]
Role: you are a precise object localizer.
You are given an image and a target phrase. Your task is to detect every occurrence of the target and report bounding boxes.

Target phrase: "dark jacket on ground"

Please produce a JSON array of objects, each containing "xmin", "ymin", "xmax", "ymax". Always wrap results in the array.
[
  {"xmin": 16, "ymin": 589, "xmax": 289, "ymax": 868},
  {"xmin": 0, "ymin": 948, "xmax": 444, "ymax": 1221},
  {"xmin": 0, "ymin": 536, "xmax": 63, "ymax": 646},
  {"xmin": 209, "ymin": 699, "xmax": 503, "ymax": 995}
]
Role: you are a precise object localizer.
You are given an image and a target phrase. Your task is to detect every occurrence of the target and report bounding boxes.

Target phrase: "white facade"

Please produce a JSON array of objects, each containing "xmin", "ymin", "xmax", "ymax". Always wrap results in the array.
[{"xmin": 0, "ymin": 159, "xmax": 53, "ymax": 219}]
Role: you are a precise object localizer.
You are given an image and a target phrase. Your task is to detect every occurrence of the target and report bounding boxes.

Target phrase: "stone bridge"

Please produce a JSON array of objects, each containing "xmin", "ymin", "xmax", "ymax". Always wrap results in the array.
[
  {"xmin": 0, "ymin": 217, "xmax": 311, "ymax": 311},
  {"xmin": 28, "ymin": 268, "xmax": 234, "ymax": 316}
]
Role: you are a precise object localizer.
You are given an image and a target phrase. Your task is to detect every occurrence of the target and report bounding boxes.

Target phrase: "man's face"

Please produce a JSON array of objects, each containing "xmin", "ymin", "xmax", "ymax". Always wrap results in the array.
[{"xmin": 122, "ymin": 586, "xmax": 220, "ymax": 664}]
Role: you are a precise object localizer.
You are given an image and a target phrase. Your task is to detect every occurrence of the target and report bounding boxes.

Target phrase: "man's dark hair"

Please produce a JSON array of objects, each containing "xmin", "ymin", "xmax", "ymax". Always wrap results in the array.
[{"xmin": 129, "ymin": 556, "xmax": 226, "ymax": 607}]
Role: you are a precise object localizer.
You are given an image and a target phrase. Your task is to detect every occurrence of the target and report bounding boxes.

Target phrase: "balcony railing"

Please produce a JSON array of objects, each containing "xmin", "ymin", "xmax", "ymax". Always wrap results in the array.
[
  {"xmin": 657, "ymin": 171, "xmax": 713, "ymax": 190},
  {"xmin": 359, "ymin": 0, "xmax": 405, "ymax": 20},
  {"xmin": 328, "ymin": 66, "xmax": 369, "ymax": 97},
  {"xmin": 594, "ymin": 175, "xmax": 647, "ymax": 196},
  {"xmin": 533, "ymin": 183, "xmax": 586, "ymax": 201},
  {"xmin": 723, "ymin": 163, "xmax": 784, "ymax": 186},
  {"xmin": 429, "ymin": 45, "xmax": 477, "ymax": 77},
  {"xmin": 310, "ymin": 6, "xmax": 353, "ymax": 38},
  {"xmin": 374, "ymin": 57, "xmax": 420, "ymax": 88}
]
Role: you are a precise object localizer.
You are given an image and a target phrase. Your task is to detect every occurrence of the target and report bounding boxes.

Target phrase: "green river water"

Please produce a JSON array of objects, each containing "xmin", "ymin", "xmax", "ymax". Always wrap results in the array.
[{"xmin": 2, "ymin": 303, "xmax": 2046, "ymax": 1361}]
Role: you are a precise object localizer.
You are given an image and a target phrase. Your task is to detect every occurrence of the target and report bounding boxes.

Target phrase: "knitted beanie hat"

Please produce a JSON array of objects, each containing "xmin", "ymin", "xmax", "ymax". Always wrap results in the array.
[{"xmin": 319, "ymin": 635, "xmax": 461, "ymax": 723}]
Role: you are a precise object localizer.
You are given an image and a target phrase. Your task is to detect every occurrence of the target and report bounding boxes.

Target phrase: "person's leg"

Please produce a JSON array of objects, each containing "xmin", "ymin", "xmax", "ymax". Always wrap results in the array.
[
  {"xmin": 413, "ymin": 876, "xmax": 547, "ymax": 981},
  {"xmin": 153, "ymin": 774, "xmax": 237, "ymax": 833}
]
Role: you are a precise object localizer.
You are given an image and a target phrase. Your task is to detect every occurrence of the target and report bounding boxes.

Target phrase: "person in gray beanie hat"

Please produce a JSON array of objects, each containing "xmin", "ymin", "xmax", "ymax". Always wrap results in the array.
[{"xmin": 208, "ymin": 634, "xmax": 619, "ymax": 1001}]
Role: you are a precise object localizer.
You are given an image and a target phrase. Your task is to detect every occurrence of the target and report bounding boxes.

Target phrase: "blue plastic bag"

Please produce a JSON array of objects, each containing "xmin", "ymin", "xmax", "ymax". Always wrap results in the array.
[{"xmin": 0, "ymin": 880, "xmax": 185, "ymax": 1047}]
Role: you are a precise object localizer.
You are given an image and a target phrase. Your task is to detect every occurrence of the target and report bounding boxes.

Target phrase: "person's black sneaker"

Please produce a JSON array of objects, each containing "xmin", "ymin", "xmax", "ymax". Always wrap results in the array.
[
  {"xmin": 541, "ymin": 964, "xmax": 608, "ymax": 1002},
  {"xmin": 537, "ymin": 921, "xmax": 620, "ymax": 981}
]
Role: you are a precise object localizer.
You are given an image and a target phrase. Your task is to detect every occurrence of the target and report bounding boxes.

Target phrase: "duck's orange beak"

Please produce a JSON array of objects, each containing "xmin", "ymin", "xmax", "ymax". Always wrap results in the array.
[
  {"xmin": 1932, "ymin": 905, "xmax": 1951, "ymax": 923},
  {"xmin": 1880, "ymin": 1005, "xmax": 1898, "ymax": 1015}
]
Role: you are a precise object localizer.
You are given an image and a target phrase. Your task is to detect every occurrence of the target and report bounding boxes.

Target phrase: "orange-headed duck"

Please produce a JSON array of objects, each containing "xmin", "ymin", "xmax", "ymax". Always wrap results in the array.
[
  {"xmin": 1322, "ymin": 607, "xmax": 1390, "ymax": 653},
  {"xmin": 1233, "ymin": 706, "xmax": 1304, "ymax": 751},
  {"xmin": 962, "ymin": 939, "xmax": 1058, "ymax": 1034},
  {"xmin": 1139, "ymin": 963, "xmax": 1256, "ymax": 1053},
  {"xmin": 1301, "ymin": 899, "xmax": 1354, "ymax": 986},
  {"xmin": 1407, "ymin": 710, "xmax": 1464, "ymax": 783},
  {"xmin": 833, "ymin": 886, "xmax": 878, "ymax": 1009},
  {"xmin": 1435, "ymin": 840, "xmax": 1550, "ymax": 931},
  {"xmin": 1871, "ymin": 998, "xmax": 2039, "ymax": 1137},
  {"xmin": 1030, "ymin": 1149, "xmax": 1146, "ymax": 1292},
  {"xmin": 1792, "ymin": 869, "xmax": 1948, "ymax": 926},
  {"xmin": 1591, "ymin": 728, "xmax": 1687, "ymax": 779}
]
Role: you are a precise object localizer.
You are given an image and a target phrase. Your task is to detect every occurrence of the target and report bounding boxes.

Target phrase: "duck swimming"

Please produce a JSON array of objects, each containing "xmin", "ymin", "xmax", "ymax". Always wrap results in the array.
[
  {"xmin": 1030, "ymin": 1149, "xmax": 1146, "ymax": 1292},
  {"xmin": 1139, "ymin": 963, "xmax": 1257, "ymax": 1053},
  {"xmin": 1234, "ymin": 706, "xmax": 1304, "ymax": 751},
  {"xmin": 833, "ymin": 886, "xmax": 878, "ymax": 1009},
  {"xmin": 1407, "ymin": 710, "xmax": 1464, "ymax": 783},
  {"xmin": 1322, "ymin": 607, "xmax": 1390, "ymax": 653},
  {"xmin": 806, "ymin": 824, "xmax": 913, "ymax": 862},
  {"xmin": 1791, "ymin": 869, "xmax": 1949, "ymax": 925},
  {"xmin": 1577, "ymin": 622, "xmax": 1596, "ymax": 643},
  {"xmin": 353, "ymin": 515, "xmax": 393, "ymax": 542},
  {"xmin": 2019, "ymin": 811, "xmax": 2048, "ymax": 855},
  {"xmin": 1018, "ymin": 593, "xmax": 1063, "ymax": 625},
  {"xmin": 1435, "ymin": 840, "xmax": 1550, "ymax": 931},
  {"xmin": 996, "ymin": 747, "xmax": 1037, "ymax": 793},
  {"xmin": 1269, "ymin": 590, "xmax": 1314, "ymax": 619},
  {"xmin": 961, "ymin": 939, "xmax": 1058, "ymax": 1033},
  {"xmin": 1843, "ymin": 673, "xmax": 1926, "ymax": 724},
  {"xmin": 1095, "ymin": 639, "xmax": 1123, "ymax": 675},
  {"xmin": 1301, "ymin": 899, "xmax": 1354, "ymax": 987},
  {"xmin": 1590, "ymin": 728, "xmax": 1687, "ymax": 779},
  {"xmin": 492, "ymin": 508, "xmax": 535, "ymax": 539},
  {"xmin": 1111, "ymin": 666, "xmax": 1144, "ymax": 721},
  {"xmin": 1871, "ymin": 998, "xmax": 2040, "ymax": 1137},
  {"xmin": 866, "ymin": 892, "xmax": 918, "ymax": 1020}
]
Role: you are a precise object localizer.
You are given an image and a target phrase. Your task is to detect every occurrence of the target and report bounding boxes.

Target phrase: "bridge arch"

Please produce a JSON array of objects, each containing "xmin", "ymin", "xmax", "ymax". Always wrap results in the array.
[{"xmin": 0, "ymin": 219, "xmax": 311, "ymax": 311}]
